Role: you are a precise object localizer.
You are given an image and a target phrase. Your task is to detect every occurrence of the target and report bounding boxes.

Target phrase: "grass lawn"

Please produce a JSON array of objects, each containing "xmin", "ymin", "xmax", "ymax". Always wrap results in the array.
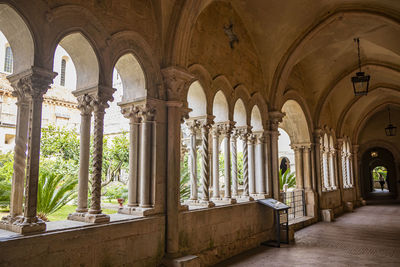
[{"xmin": 48, "ymin": 205, "xmax": 117, "ymax": 222}]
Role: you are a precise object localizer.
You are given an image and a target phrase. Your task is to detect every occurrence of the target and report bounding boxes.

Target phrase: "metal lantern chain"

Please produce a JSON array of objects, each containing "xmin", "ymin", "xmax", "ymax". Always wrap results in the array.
[
  {"xmin": 351, "ymin": 38, "xmax": 371, "ymax": 96},
  {"xmin": 355, "ymin": 38, "xmax": 362, "ymax": 73},
  {"xmin": 385, "ymin": 106, "xmax": 397, "ymax": 137}
]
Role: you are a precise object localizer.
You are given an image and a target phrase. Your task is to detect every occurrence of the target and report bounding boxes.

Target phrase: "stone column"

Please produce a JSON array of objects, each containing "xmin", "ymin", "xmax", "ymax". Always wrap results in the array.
[
  {"xmin": 248, "ymin": 133, "xmax": 256, "ymax": 196},
  {"xmin": 199, "ymin": 118, "xmax": 214, "ymax": 207},
  {"xmin": 9, "ymin": 92, "xmax": 29, "ymax": 219},
  {"xmin": 336, "ymin": 139, "xmax": 345, "ymax": 189},
  {"xmin": 86, "ymin": 91, "xmax": 114, "ymax": 223},
  {"xmin": 352, "ymin": 145, "xmax": 362, "ymax": 203},
  {"xmin": 1, "ymin": 67, "xmax": 56, "ymax": 234},
  {"xmin": 231, "ymin": 129, "xmax": 239, "ymax": 197},
  {"xmin": 292, "ymin": 145, "xmax": 304, "ymax": 189},
  {"xmin": 328, "ymin": 149, "xmax": 337, "ymax": 190},
  {"xmin": 211, "ymin": 125, "xmax": 221, "ymax": 200},
  {"xmin": 117, "ymin": 105, "xmax": 141, "ymax": 215},
  {"xmin": 240, "ymin": 128, "xmax": 250, "ymax": 198},
  {"xmin": 322, "ymin": 148, "xmax": 330, "ymax": 191},
  {"xmin": 303, "ymin": 145, "xmax": 312, "ymax": 190},
  {"xmin": 264, "ymin": 130, "xmax": 272, "ymax": 195},
  {"xmin": 138, "ymin": 105, "xmax": 155, "ymax": 208},
  {"xmin": 220, "ymin": 122, "xmax": 236, "ymax": 203},
  {"xmin": 68, "ymin": 94, "xmax": 94, "ymax": 221},
  {"xmin": 313, "ymin": 129, "xmax": 323, "ymax": 196},
  {"xmin": 255, "ymin": 132, "xmax": 266, "ymax": 197},
  {"xmin": 186, "ymin": 120, "xmax": 199, "ymax": 201},
  {"xmin": 269, "ymin": 111, "xmax": 284, "ymax": 200},
  {"xmin": 162, "ymin": 66, "xmax": 193, "ymax": 257}
]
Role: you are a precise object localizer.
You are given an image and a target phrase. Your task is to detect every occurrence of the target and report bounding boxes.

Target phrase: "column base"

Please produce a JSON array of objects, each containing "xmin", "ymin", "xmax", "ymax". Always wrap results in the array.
[
  {"xmin": 0, "ymin": 215, "xmax": 46, "ymax": 234},
  {"xmin": 85, "ymin": 213, "xmax": 110, "ymax": 223},
  {"xmin": 118, "ymin": 206, "xmax": 137, "ymax": 215},
  {"xmin": 179, "ymin": 204, "xmax": 189, "ymax": 211},
  {"xmin": 251, "ymin": 194, "xmax": 268, "ymax": 200},
  {"xmin": 236, "ymin": 195, "xmax": 254, "ymax": 202},
  {"xmin": 184, "ymin": 199, "xmax": 215, "ymax": 207},
  {"xmin": 67, "ymin": 212, "xmax": 87, "ymax": 222},
  {"xmin": 213, "ymin": 198, "xmax": 237, "ymax": 204},
  {"xmin": 321, "ymin": 209, "xmax": 334, "ymax": 222},
  {"xmin": 344, "ymin": 201, "xmax": 354, "ymax": 212},
  {"xmin": 127, "ymin": 207, "xmax": 156, "ymax": 216}
]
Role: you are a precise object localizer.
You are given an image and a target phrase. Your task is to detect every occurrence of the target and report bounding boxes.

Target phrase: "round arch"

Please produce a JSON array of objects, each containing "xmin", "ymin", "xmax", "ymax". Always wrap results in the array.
[
  {"xmin": 113, "ymin": 53, "xmax": 146, "ymax": 102},
  {"xmin": 0, "ymin": 4, "xmax": 34, "ymax": 74},
  {"xmin": 55, "ymin": 32, "xmax": 99, "ymax": 91},
  {"xmin": 187, "ymin": 80, "xmax": 207, "ymax": 117},
  {"xmin": 279, "ymin": 99, "xmax": 311, "ymax": 144}
]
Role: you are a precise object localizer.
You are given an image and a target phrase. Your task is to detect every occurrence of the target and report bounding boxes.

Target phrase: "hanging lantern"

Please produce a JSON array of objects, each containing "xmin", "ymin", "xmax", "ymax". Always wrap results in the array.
[
  {"xmin": 385, "ymin": 106, "xmax": 397, "ymax": 136},
  {"xmin": 351, "ymin": 38, "xmax": 370, "ymax": 96}
]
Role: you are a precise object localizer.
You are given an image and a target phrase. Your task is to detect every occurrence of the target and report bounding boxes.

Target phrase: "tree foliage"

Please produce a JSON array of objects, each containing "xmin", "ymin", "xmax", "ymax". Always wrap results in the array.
[
  {"xmin": 279, "ymin": 169, "xmax": 296, "ymax": 191},
  {"xmin": 37, "ymin": 160, "xmax": 78, "ymax": 221},
  {"xmin": 40, "ymin": 125, "xmax": 80, "ymax": 163}
]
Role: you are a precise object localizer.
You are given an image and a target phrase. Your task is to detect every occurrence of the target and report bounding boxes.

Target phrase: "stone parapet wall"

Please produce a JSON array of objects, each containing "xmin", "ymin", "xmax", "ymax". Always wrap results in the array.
[
  {"xmin": 178, "ymin": 202, "xmax": 275, "ymax": 266},
  {"xmin": 0, "ymin": 216, "xmax": 165, "ymax": 267}
]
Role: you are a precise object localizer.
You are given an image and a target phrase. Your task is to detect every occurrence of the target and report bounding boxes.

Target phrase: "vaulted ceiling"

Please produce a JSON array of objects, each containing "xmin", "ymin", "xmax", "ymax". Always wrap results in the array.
[{"xmin": 162, "ymin": 0, "xmax": 400, "ymax": 149}]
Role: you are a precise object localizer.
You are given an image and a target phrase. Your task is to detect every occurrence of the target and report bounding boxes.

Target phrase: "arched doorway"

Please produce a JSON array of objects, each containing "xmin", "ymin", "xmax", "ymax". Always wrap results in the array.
[{"xmin": 361, "ymin": 147, "xmax": 398, "ymax": 200}]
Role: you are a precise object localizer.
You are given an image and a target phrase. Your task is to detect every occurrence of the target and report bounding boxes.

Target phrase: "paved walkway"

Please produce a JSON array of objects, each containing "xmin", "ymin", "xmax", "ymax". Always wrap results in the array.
[{"xmin": 215, "ymin": 205, "xmax": 400, "ymax": 267}]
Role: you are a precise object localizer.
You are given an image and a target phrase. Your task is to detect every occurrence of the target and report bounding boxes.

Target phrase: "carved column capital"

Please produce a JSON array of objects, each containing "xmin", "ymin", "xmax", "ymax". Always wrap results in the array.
[
  {"xmin": 268, "ymin": 111, "xmax": 285, "ymax": 131},
  {"xmin": 247, "ymin": 133, "xmax": 256, "ymax": 145},
  {"xmin": 120, "ymin": 104, "xmax": 141, "ymax": 123},
  {"xmin": 186, "ymin": 119, "xmax": 201, "ymax": 135},
  {"xmin": 137, "ymin": 104, "xmax": 156, "ymax": 122},
  {"xmin": 9, "ymin": 67, "xmax": 57, "ymax": 101},
  {"xmin": 161, "ymin": 66, "xmax": 194, "ymax": 101},
  {"xmin": 77, "ymin": 94, "xmax": 94, "ymax": 116},
  {"xmin": 254, "ymin": 131, "xmax": 266, "ymax": 144},
  {"xmin": 218, "ymin": 121, "xmax": 235, "ymax": 138}
]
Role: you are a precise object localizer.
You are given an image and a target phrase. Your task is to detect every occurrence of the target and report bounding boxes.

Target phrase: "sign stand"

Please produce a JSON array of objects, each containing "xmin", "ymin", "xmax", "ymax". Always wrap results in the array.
[{"xmin": 257, "ymin": 198, "xmax": 290, "ymax": 247}]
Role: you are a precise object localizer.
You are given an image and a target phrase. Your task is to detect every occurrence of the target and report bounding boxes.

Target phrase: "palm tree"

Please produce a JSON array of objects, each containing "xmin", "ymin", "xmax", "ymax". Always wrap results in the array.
[
  {"xmin": 279, "ymin": 169, "xmax": 296, "ymax": 191},
  {"xmin": 37, "ymin": 169, "xmax": 78, "ymax": 221}
]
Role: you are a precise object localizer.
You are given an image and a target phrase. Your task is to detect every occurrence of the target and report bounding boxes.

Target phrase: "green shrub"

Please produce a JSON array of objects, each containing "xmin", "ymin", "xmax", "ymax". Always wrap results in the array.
[{"xmin": 279, "ymin": 169, "xmax": 296, "ymax": 191}]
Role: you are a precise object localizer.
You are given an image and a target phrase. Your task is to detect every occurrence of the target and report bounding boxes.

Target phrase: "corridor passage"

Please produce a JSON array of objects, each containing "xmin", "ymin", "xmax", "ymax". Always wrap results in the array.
[{"xmin": 216, "ymin": 205, "xmax": 400, "ymax": 267}]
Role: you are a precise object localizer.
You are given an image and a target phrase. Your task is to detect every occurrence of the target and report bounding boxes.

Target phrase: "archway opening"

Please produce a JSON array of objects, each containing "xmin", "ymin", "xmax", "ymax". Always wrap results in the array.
[
  {"xmin": 361, "ymin": 147, "xmax": 398, "ymax": 200},
  {"xmin": 180, "ymin": 81, "xmax": 207, "ymax": 204},
  {"xmin": 371, "ymin": 166, "xmax": 388, "ymax": 193}
]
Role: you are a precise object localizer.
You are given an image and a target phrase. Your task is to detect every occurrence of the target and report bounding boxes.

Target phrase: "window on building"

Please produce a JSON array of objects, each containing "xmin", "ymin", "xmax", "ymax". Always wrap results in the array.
[
  {"xmin": 60, "ymin": 58, "xmax": 67, "ymax": 86},
  {"xmin": 4, "ymin": 46, "xmax": 13, "ymax": 73}
]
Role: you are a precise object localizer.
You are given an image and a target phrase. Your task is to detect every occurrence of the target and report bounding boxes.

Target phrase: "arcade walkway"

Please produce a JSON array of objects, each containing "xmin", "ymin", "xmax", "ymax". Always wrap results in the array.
[{"xmin": 216, "ymin": 205, "xmax": 400, "ymax": 266}]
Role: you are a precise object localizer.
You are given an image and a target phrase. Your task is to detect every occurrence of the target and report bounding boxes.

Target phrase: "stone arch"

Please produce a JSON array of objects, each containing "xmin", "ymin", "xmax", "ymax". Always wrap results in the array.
[
  {"xmin": 250, "ymin": 92, "xmax": 269, "ymax": 129},
  {"xmin": 233, "ymin": 98, "xmax": 247, "ymax": 127},
  {"xmin": 113, "ymin": 53, "xmax": 146, "ymax": 102},
  {"xmin": 279, "ymin": 100, "xmax": 311, "ymax": 144},
  {"xmin": 270, "ymin": 8, "xmax": 400, "ymax": 109},
  {"xmin": 108, "ymin": 31, "xmax": 162, "ymax": 99},
  {"xmin": 187, "ymin": 63, "xmax": 213, "ymax": 112},
  {"xmin": 317, "ymin": 62, "xmax": 400, "ymax": 125},
  {"xmin": 53, "ymin": 32, "xmax": 99, "ymax": 91},
  {"xmin": 352, "ymin": 101, "xmax": 400, "ymax": 143},
  {"xmin": 250, "ymin": 105, "xmax": 263, "ymax": 132},
  {"xmin": 280, "ymin": 89, "xmax": 313, "ymax": 132},
  {"xmin": 211, "ymin": 75, "xmax": 234, "ymax": 120},
  {"xmin": 212, "ymin": 90, "xmax": 229, "ymax": 123},
  {"xmin": 0, "ymin": 3, "xmax": 34, "ymax": 74},
  {"xmin": 187, "ymin": 81, "xmax": 207, "ymax": 117}
]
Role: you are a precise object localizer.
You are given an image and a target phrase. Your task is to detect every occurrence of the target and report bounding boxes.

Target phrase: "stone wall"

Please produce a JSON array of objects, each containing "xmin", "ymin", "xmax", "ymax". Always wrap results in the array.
[
  {"xmin": 178, "ymin": 202, "xmax": 275, "ymax": 266},
  {"xmin": 0, "ymin": 216, "xmax": 165, "ymax": 267}
]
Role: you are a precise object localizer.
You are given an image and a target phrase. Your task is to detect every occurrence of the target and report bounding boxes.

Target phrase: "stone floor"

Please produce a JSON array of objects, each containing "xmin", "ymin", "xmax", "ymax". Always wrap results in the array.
[{"xmin": 215, "ymin": 204, "xmax": 400, "ymax": 266}]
